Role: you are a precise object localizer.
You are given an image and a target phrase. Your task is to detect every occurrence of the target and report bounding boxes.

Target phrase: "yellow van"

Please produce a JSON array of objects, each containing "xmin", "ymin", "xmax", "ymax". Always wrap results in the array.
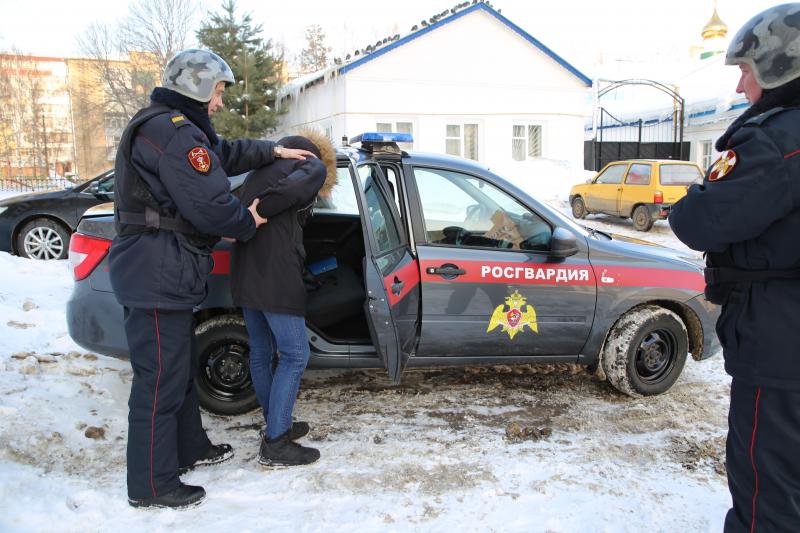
[{"xmin": 569, "ymin": 159, "xmax": 703, "ymax": 231}]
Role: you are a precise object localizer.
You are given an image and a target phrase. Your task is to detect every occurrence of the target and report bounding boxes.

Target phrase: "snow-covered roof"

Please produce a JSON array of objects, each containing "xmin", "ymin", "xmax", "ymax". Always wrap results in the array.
[{"xmin": 279, "ymin": 0, "xmax": 590, "ymax": 103}]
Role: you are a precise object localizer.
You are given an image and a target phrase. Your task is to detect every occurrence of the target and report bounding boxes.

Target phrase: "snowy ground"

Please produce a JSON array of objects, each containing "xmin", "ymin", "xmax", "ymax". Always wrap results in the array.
[{"xmin": 0, "ymin": 167, "xmax": 731, "ymax": 533}]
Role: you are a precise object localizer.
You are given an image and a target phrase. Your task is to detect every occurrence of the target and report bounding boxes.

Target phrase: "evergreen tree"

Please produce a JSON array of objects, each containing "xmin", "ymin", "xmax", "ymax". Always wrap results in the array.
[
  {"xmin": 196, "ymin": 0, "xmax": 281, "ymax": 139},
  {"xmin": 300, "ymin": 25, "xmax": 331, "ymax": 74}
]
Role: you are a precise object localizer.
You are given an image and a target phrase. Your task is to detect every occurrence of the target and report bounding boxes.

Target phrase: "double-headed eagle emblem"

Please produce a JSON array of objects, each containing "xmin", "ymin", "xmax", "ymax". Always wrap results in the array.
[{"xmin": 487, "ymin": 290, "xmax": 538, "ymax": 340}]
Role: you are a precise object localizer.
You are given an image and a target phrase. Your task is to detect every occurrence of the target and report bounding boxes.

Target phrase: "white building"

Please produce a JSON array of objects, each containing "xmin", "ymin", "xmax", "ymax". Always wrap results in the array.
[{"xmin": 274, "ymin": 1, "xmax": 592, "ymax": 176}]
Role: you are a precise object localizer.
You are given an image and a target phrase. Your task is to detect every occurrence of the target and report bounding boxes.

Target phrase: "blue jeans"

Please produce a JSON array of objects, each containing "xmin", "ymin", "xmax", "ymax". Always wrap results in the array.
[{"xmin": 242, "ymin": 308, "xmax": 310, "ymax": 440}]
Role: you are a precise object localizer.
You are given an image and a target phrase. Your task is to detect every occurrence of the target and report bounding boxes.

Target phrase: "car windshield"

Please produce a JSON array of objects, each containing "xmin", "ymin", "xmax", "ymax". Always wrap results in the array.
[{"xmin": 660, "ymin": 164, "xmax": 702, "ymax": 185}]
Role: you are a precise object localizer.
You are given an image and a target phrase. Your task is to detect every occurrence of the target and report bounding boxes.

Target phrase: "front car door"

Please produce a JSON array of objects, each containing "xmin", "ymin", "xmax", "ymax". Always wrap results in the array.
[
  {"xmin": 586, "ymin": 163, "xmax": 627, "ymax": 215},
  {"xmin": 405, "ymin": 165, "xmax": 596, "ymax": 359},
  {"xmin": 352, "ymin": 162, "xmax": 420, "ymax": 382}
]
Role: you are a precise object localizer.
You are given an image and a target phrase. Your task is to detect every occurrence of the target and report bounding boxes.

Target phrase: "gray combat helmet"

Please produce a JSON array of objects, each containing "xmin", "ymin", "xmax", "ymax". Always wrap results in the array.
[
  {"xmin": 726, "ymin": 3, "xmax": 800, "ymax": 89},
  {"xmin": 162, "ymin": 49, "xmax": 235, "ymax": 102}
]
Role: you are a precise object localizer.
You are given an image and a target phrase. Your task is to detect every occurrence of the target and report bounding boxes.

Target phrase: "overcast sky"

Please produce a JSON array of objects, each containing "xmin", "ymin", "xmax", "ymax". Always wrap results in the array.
[{"xmin": 0, "ymin": 0, "xmax": 786, "ymax": 73}]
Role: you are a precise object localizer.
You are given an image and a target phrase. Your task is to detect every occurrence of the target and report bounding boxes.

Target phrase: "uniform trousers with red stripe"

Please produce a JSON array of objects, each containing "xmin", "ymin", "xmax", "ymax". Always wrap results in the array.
[
  {"xmin": 123, "ymin": 307, "xmax": 211, "ymax": 499},
  {"xmin": 725, "ymin": 379, "xmax": 800, "ymax": 532}
]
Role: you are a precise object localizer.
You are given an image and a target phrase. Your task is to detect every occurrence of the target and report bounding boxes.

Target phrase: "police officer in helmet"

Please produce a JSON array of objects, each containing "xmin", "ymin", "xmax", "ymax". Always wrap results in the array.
[
  {"xmin": 670, "ymin": 5, "xmax": 800, "ymax": 530},
  {"xmin": 109, "ymin": 49, "xmax": 315, "ymax": 509}
]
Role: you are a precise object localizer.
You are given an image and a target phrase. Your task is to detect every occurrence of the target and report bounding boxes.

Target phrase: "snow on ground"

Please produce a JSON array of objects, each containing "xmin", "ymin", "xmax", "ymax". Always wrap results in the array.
[{"xmin": 0, "ymin": 169, "xmax": 731, "ymax": 532}]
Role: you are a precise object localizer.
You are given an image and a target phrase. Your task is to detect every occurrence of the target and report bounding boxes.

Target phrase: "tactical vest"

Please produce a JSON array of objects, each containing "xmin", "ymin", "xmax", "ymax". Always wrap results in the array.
[{"xmin": 114, "ymin": 105, "xmax": 200, "ymax": 237}]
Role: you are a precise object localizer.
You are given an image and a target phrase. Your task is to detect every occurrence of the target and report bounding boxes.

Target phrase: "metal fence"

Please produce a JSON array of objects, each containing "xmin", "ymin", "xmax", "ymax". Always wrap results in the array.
[{"xmin": 0, "ymin": 176, "xmax": 79, "ymax": 192}]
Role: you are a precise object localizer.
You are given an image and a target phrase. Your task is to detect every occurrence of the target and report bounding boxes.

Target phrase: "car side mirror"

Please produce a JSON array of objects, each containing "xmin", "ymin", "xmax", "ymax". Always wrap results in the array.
[
  {"xmin": 88, "ymin": 182, "xmax": 101, "ymax": 195},
  {"xmin": 549, "ymin": 227, "xmax": 579, "ymax": 257}
]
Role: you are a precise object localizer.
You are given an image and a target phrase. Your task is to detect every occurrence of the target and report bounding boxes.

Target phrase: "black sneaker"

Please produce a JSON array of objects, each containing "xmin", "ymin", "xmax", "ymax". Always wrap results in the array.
[
  {"xmin": 258, "ymin": 421, "xmax": 310, "ymax": 442},
  {"xmin": 128, "ymin": 483, "xmax": 206, "ymax": 510},
  {"xmin": 258, "ymin": 431, "xmax": 320, "ymax": 466},
  {"xmin": 177, "ymin": 443, "xmax": 234, "ymax": 475}
]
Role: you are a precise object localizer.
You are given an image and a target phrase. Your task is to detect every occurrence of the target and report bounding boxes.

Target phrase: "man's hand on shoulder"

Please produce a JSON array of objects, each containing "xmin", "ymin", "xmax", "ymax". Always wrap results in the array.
[
  {"xmin": 248, "ymin": 198, "xmax": 268, "ymax": 228},
  {"xmin": 274, "ymin": 144, "xmax": 317, "ymax": 160}
]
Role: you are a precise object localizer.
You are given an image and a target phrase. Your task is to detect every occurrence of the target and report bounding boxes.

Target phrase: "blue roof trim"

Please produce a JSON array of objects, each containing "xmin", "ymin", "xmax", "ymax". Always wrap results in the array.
[{"xmin": 338, "ymin": 3, "xmax": 592, "ymax": 87}]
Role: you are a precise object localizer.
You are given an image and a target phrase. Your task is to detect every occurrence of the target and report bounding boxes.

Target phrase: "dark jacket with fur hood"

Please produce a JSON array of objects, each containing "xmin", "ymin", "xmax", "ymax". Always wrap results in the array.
[{"xmin": 230, "ymin": 132, "xmax": 336, "ymax": 315}]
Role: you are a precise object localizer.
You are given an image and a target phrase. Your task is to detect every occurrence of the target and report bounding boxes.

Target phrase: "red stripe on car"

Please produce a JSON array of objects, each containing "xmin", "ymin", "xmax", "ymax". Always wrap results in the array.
[{"xmin": 383, "ymin": 259, "xmax": 421, "ymax": 307}]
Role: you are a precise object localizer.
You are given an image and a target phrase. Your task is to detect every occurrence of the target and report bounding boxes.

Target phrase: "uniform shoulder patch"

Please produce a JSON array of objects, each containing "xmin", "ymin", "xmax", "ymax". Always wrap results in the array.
[
  {"xmin": 708, "ymin": 149, "xmax": 737, "ymax": 181},
  {"xmin": 188, "ymin": 146, "xmax": 212, "ymax": 174},
  {"xmin": 170, "ymin": 113, "xmax": 190, "ymax": 128}
]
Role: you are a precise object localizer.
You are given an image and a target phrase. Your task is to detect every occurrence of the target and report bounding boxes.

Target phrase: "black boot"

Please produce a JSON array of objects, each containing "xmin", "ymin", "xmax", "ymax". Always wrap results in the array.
[
  {"xmin": 177, "ymin": 443, "xmax": 234, "ymax": 475},
  {"xmin": 258, "ymin": 431, "xmax": 320, "ymax": 466},
  {"xmin": 259, "ymin": 421, "xmax": 310, "ymax": 442},
  {"xmin": 128, "ymin": 483, "xmax": 206, "ymax": 509}
]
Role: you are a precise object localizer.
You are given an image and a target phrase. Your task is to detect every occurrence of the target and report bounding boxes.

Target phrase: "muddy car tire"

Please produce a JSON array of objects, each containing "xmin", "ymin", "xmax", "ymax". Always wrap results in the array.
[
  {"xmin": 632, "ymin": 205, "xmax": 654, "ymax": 232},
  {"xmin": 16, "ymin": 218, "xmax": 70, "ymax": 260},
  {"xmin": 601, "ymin": 305, "xmax": 688, "ymax": 397},
  {"xmin": 194, "ymin": 314, "xmax": 259, "ymax": 415},
  {"xmin": 571, "ymin": 197, "xmax": 587, "ymax": 219}
]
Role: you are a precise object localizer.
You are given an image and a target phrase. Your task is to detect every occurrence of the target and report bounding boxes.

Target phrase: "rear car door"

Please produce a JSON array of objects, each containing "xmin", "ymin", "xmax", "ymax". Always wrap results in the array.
[
  {"xmin": 406, "ymin": 165, "xmax": 596, "ymax": 358},
  {"xmin": 353, "ymin": 162, "xmax": 421, "ymax": 383},
  {"xmin": 619, "ymin": 162, "xmax": 652, "ymax": 216}
]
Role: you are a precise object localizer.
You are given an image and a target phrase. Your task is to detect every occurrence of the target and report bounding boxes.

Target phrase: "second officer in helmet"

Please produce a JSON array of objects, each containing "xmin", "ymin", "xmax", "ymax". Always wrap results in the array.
[{"xmin": 109, "ymin": 49, "xmax": 316, "ymax": 509}]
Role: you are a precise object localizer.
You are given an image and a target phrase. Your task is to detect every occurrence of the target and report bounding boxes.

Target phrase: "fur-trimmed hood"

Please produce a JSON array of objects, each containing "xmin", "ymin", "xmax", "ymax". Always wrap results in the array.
[{"xmin": 278, "ymin": 129, "xmax": 338, "ymax": 195}]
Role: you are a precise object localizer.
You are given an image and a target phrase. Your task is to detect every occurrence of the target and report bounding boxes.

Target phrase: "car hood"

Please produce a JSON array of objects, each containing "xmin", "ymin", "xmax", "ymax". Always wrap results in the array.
[
  {"xmin": 597, "ymin": 232, "xmax": 703, "ymax": 269},
  {"xmin": 0, "ymin": 188, "xmax": 72, "ymax": 206}
]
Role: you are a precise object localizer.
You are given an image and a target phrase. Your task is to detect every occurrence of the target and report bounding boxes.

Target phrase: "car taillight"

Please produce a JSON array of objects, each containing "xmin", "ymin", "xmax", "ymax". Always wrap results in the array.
[
  {"xmin": 69, "ymin": 233, "xmax": 111, "ymax": 281},
  {"xmin": 653, "ymin": 190, "xmax": 664, "ymax": 204}
]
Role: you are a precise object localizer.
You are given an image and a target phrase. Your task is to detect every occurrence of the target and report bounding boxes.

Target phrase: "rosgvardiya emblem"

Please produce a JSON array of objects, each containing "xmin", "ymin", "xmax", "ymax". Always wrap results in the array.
[{"xmin": 487, "ymin": 290, "xmax": 538, "ymax": 340}]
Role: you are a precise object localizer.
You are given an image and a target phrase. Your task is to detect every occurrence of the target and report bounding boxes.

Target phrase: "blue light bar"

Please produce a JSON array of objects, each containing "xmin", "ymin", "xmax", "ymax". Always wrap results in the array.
[{"xmin": 349, "ymin": 132, "xmax": 414, "ymax": 144}]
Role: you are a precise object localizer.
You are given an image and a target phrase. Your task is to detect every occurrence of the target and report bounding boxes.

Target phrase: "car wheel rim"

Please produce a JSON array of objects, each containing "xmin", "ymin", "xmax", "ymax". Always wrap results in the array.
[
  {"xmin": 201, "ymin": 342, "xmax": 252, "ymax": 402},
  {"xmin": 573, "ymin": 200, "xmax": 584, "ymax": 217},
  {"xmin": 23, "ymin": 226, "xmax": 63, "ymax": 260},
  {"xmin": 634, "ymin": 210, "xmax": 647, "ymax": 227},
  {"xmin": 634, "ymin": 328, "xmax": 677, "ymax": 384}
]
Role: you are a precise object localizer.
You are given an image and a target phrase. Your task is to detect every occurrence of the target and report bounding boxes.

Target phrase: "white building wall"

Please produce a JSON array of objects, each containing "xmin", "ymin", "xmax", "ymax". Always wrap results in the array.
[{"xmin": 275, "ymin": 8, "xmax": 590, "ymax": 171}]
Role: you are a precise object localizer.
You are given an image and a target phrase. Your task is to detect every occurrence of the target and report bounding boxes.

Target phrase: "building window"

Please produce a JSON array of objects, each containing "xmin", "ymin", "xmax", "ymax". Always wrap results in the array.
[
  {"xmin": 700, "ymin": 140, "xmax": 713, "ymax": 170},
  {"xmin": 375, "ymin": 120, "xmax": 414, "ymax": 150},
  {"xmin": 512, "ymin": 124, "xmax": 542, "ymax": 161},
  {"xmin": 445, "ymin": 123, "xmax": 479, "ymax": 161}
]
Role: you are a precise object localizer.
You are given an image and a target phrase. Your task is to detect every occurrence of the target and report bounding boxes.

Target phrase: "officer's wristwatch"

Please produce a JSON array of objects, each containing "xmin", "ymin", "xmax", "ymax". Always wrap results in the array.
[{"xmin": 274, "ymin": 144, "xmax": 284, "ymax": 158}]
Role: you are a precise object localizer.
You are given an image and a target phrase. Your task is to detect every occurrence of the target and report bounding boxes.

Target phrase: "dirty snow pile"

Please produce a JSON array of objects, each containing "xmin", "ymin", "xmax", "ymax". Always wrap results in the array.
[{"xmin": 0, "ymin": 216, "xmax": 731, "ymax": 532}]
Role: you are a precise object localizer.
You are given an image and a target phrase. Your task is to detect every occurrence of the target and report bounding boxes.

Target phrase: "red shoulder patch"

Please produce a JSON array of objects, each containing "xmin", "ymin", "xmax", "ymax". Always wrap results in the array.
[
  {"xmin": 188, "ymin": 146, "xmax": 211, "ymax": 174},
  {"xmin": 708, "ymin": 149, "xmax": 737, "ymax": 181}
]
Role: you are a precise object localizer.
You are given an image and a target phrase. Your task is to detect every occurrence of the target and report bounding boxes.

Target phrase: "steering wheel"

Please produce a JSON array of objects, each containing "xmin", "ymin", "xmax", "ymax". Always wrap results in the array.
[{"xmin": 441, "ymin": 226, "xmax": 469, "ymax": 245}]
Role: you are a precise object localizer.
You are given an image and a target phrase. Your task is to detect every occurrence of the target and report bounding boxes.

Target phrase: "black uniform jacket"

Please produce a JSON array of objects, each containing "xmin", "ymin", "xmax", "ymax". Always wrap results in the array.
[
  {"xmin": 669, "ymin": 106, "xmax": 800, "ymax": 390},
  {"xmin": 108, "ymin": 107, "xmax": 277, "ymax": 310},
  {"xmin": 230, "ymin": 157, "xmax": 326, "ymax": 316}
]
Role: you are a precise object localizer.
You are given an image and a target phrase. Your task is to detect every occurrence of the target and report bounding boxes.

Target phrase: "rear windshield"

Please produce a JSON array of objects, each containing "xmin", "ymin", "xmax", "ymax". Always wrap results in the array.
[{"xmin": 660, "ymin": 164, "xmax": 702, "ymax": 185}]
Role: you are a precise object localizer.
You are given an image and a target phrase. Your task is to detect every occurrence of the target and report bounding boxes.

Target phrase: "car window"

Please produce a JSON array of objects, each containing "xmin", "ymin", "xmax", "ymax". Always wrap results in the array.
[
  {"xmin": 625, "ymin": 163, "xmax": 651, "ymax": 185},
  {"xmin": 595, "ymin": 164, "xmax": 626, "ymax": 184},
  {"xmin": 413, "ymin": 167, "xmax": 552, "ymax": 251},
  {"xmin": 96, "ymin": 176, "xmax": 115, "ymax": 193},
  {"xmin": 357, "ymin": 165, "xmax": 403, "ymax": 263},
  {"xmin": 313, "ymin": 166, "xmax": 359, "ymax": 215},
  {"xmin": 660, "ymin": 164, "xmax": 703, "ymax": 185}
]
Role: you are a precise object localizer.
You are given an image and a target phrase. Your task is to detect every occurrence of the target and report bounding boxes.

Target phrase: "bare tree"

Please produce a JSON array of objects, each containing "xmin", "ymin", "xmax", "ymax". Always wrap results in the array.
[
  {"xmin": 119, "ymin": 0, "xmax": 198, "ymax": 72},
  {"xmin": 76, "ymin": 0, "xmax": 200, "ymax": 120},
  {"xmin": 0, "ymin": 52, "xmax": 46, "ymax": 178}
]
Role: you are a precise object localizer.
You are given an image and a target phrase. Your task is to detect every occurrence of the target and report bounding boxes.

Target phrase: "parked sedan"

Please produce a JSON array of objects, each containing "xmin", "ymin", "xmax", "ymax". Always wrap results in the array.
[
  {"xmin": 0, "ymin": 170, "xmax": 114, "ymax": 259},
  {"xmin": 67, "ymin": 133, "xmax": 720, "ymax": 415}
]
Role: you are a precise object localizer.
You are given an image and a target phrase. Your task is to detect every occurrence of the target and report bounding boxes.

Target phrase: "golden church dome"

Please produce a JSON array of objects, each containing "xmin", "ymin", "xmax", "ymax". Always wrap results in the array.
[{"xmin": 702, "ymin": 7, "xmax": 728, "ymax": 40}]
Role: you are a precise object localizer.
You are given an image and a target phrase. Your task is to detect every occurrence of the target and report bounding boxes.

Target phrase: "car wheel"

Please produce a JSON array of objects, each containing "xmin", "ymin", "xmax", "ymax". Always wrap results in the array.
[
  {"xmin": 194, "ymin": 314, "xmax": 259, "ymax": 416},
  {"xmin": 16, "ymin": 218, "xmax": 70, "ymax": 260},
  {"xmin": 632, "ymin": 205, "xmax": 654, "ymax": 232},
  {"xmin": 601, "ymin": 305, "xmax": 688, "ymax": 397},
  {"xmin": 571, "ymin": 197, "xmax": 587, "ymax": 219}
]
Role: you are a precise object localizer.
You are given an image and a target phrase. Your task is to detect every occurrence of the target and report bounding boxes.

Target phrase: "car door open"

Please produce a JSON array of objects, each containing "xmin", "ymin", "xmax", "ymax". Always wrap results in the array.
[{"xmin": 352, "ymin": 162, "xmax": 421, "ymax": 383}]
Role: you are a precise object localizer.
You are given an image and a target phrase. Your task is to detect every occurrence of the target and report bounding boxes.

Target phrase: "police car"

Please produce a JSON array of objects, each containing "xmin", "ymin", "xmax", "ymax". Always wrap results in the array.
[{"xmin": 66, "ymin": 133, "xmax": 720, "ymax": 415}]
